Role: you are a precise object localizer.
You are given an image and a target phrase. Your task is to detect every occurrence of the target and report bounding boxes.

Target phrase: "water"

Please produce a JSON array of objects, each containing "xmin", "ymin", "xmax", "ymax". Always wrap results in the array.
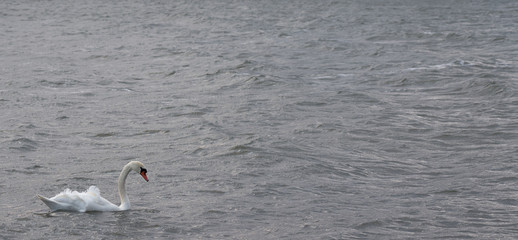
[{"xmin": 1, "ymin": 0, "xmax": 518, "ymax": 239}]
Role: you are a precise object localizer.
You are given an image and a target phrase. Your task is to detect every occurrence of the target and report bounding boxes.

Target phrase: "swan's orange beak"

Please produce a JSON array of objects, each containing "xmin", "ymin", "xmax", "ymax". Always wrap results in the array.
[
  {"xmin": 140, "ymin": 168, "xmax": 149, "ymax": 182},
  {"xmin": 141, "ymin": 171, "xmax": 149, "ymax": 181}
]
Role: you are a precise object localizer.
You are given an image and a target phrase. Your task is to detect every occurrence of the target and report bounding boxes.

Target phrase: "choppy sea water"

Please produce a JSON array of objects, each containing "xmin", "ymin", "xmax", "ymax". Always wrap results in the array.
[{"xmin": 1, "ymin": 0, "xmax": 518, "ymax": 239}]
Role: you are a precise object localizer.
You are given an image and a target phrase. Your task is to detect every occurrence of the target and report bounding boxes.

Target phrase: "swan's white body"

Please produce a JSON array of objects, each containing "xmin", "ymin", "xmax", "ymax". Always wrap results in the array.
[{"xmin": 37, "ymin": 161, "xmax": 148, "ymax": 212}]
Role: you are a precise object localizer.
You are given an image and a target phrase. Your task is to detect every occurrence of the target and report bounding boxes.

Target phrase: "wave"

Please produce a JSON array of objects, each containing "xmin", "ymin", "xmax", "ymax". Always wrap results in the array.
[
  {"xmin": 8, "ymin": 137, "xmax": 38, "ymax": 152},
  {"xmin": 406, "ymin": 58, "xmax": 514, "ymax": 72}
]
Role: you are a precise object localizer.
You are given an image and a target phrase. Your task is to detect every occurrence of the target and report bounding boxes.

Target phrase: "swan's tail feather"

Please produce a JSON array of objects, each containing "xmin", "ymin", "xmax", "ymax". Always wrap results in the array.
[{"xmin": 37, "ymin": 195, "xmax": 60, "ymax": 211}]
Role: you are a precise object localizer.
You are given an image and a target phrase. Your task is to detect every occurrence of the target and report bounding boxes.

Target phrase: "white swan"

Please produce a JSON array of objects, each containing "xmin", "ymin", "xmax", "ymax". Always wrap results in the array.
[{"xmin": 37, "ymin": 161, "xmax": 149, "ymax": 212}]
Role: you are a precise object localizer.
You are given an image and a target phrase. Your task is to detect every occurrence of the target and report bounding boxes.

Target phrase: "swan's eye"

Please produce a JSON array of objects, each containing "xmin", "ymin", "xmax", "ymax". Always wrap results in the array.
[{"xmin": 140, "ymin": 167, "xmax": 147, "ymax": 174}]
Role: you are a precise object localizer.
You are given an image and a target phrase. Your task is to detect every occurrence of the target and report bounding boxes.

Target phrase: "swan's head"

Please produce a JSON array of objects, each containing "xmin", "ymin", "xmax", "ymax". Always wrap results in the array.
[{"xmin": 129, "ymin": 161, "xmax": 149, "ymax": 182}]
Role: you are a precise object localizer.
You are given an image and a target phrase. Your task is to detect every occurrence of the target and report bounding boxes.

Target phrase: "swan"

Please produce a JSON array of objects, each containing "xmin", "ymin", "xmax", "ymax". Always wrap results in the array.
[{"xmin": 37, "ymin": 161, "xmax": 149, "ymax": 212}]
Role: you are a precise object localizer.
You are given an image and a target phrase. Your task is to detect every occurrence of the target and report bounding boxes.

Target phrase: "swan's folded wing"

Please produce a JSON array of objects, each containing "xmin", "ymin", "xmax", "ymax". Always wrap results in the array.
[
  {"xmin": 38, "ymin": 195, "xmax": 67, "ymax": 212},
  {"xmin": 83, "ymin": 186, "xmax": 120, "ymax": 211},
  {"xmin": 89, "ymin": 196, "xmax": 120, "ymax": 211},
  {"xmin": 38, "ymin": 186, "xmax": 120, "ymax": 212},
  {"xmin": 45, "ymin": 189, "xmax": 88, "ymax": 212}
]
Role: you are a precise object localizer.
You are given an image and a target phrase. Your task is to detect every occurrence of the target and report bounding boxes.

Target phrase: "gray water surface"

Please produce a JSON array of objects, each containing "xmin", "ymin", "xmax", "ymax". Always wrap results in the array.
[{"xmin": 1, "ymin": 0, "xmax": 518, "ymax": 239}]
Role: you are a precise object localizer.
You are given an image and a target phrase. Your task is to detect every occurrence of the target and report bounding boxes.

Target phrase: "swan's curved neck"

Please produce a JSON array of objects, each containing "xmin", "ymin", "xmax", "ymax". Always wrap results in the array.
[{"xmin": 118, "ymin": 163, "xmax": 133, "ymax": 210}]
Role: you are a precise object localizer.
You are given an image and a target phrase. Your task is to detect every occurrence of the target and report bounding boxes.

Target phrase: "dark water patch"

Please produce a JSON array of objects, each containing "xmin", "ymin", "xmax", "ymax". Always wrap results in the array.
[
  {"xmin": 92, "ymin": 132, "xmax": 118, "ymax": 138},
  {"xmin": 96, "ymin": 79, "xmax": 113, "ymax": 86},
  {"xmin": 79, "ymin": 92, "xmax": 95, "ymax": 97},
  {"xmin": 151, "ymin": 47, "xmax": 185, "ymax": 58},
  {"xmin": 295, "ymin": 101, "xmax": 327, "ymax": 107},
  {"xmin": 251, "ymin": 183, "xmax": 289, "ymax": 198},
  {"xmin": 171, "ymin": 111, "xmax": 206, "ymax": 118},
  {"xmin": 202, "ymin": 209, "xmax": 227, "ymax": 219},
  {"xmin": 247, "ymin": 75, "xmax": 281, "ymax": 87},
  {"xmin": 100, "ymin": 169, "xmax": 120, "ymax": 174},
  {"xmin": 8, "ymin": 138, "xmax": 38, "ymax": 152},
  {"xmin": 25, "ymin": 164, "xmax": 43, "ymax": 170},
  {"xmin": 434, "ymin": 189, "xmax": 460, "ymax": 195},
  {"xmin": 355, "ymin": 219, "xmax": 384, "ymax": 230},
  {"xmin": 18, "ymin": 124, "xmax": 37, "ymax": 129},
  {"xmin": 165, "ymin": 70, "xmax": 176, "ymax": 76},
  {"xmin": 38, "ymin": 79, "xmax": 82, "ymax": 88},
  {"xmin": 197, "ymin": 189, "xmax": 226, "ymax": 195},
  {"xmin": 86, "ymin": 55, "xmax": 113, "ymax": 60},
  {"xmin": 9, "ymin": 164, "xmax": 49, "ymax": 175},
  {"xmin": 295, "ymin": 162, "xmax": 355, "ymax": 182},
  {"xmin": 179, "ymin": 167, "xmax": 209, "ymax": 172},
  {"xmin": 495, "ymin": 199, "xmax": 518, "ymax": 206},
  {"xmin": 10, "ymin": 170, "xmax": 44, "ymax": 176},
  {"xmin": 117, "ymin": 80, "xmax": 140, "ymax": 85},
  {"xmin": 217, "ymin": 144, "xmax": 259, "ymax": 157},
  {"xmin": 190, "ymin": 147, "xmax": 208, "ymax": 156},
  {"xmin": 70, "ymin": 177, "xmax": 93, "ymax": 181},
  {"xmin": 460, "ymin": 78, "xmax": 510, "ymax": 97},
  {"xmin": 131, "ymin": 129, "xmax": 170, "ymax": 136},
  {"xmin": 229, "ymin": 145, "xmax": 252, "ymax": 154}
]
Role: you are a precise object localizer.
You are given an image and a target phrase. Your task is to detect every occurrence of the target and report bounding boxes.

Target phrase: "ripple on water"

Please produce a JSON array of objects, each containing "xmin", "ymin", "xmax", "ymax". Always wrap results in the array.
[{"xmin": 8, "ymin": 138, "xmax": 38, "ymax": 152}]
